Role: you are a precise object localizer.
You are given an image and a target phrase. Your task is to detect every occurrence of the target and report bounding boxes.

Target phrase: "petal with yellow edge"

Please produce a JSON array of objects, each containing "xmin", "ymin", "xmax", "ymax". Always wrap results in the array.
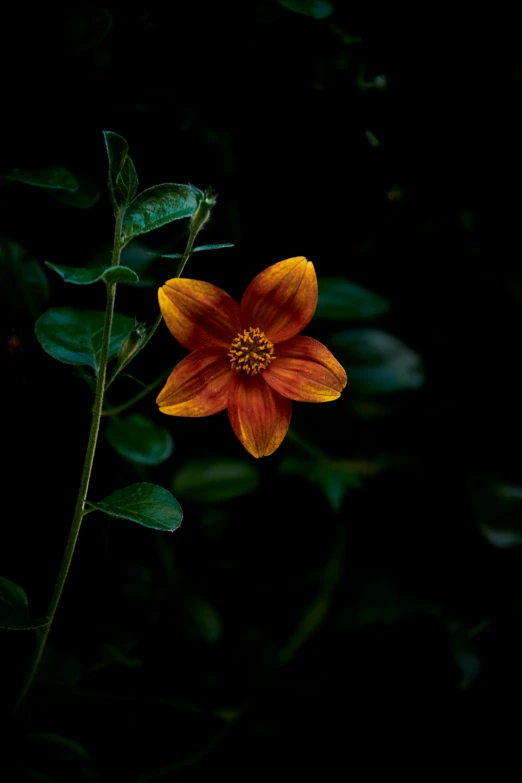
[
  {"xmin": 228, "ymin": 374, "xmax": 292, "ymax": 458},
  {"xmin": 263, "ymin": 335, "xmax": 347, "ymax": 402},
  {"xmin": 159, "ymin": 278, "xmax": 242, "ymax": 351},
  {"xmin": 240, "ymin": 257, "xmax": 318, "ymax": 344},
  {"xmin": 157, "ymin": 348, "xmax": 234, "ymax": 417}
]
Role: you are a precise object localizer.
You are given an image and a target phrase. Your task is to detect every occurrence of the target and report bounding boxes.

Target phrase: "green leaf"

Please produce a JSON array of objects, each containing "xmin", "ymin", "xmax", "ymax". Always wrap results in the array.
[
  {"xmin": 316, "ymin": 278, "xmax": 389, "ymax": 320},
  {"xmin": 276, "ymin": 0, "xmax": 334, "ymax": 19},
  {"xmin": 332, "ymin": 329, "xmax": 424, "ymax": 393},
  {"xmin": 4, "ymin": 166, "xmax": 78, "ymax": 191},
  {"xmin": 157, "ymin": 243, "xmax": 235, "ymax": 258},
  {"xmin": 35, "ymin": 308, "xmax": 135, "ymax": 370},
  {"xmin": 106, "ymin": 414, "xmax": 173, "ymax": 465},
  {"xmin": 0, "ymin": 576, "xmax": 48, "ymax": 630},
  {"xmin": 103, "ymin": 130, "xmax": 129, "ymax": 209},
  {"xmin": 26, "ymin": 733, "xmax": 100, "ymax": 781},
  {"xmin": 0, "ymin": 239, "xmax": 49, "ymax": 317},
  {"xmin": 115, "ymin": 155, "xmax": 138, "ymax": 207},
  {"xmin": 173, "ymin": 458, "xmax": 260, "ymax": 503},
  {"xmin": 122, "ymin": 184, "xmax": 198, "ymax": 243},
  {"xmin": 87, "ymin": 483, "xmax": 183, "ymax": 532},
  {"xmin": 47, "ymin": 173, "xmax": 101, "ymax": 209},
  {"xmin": 45, "ymin": 262, "xmax": 139, "ymax": 286}
]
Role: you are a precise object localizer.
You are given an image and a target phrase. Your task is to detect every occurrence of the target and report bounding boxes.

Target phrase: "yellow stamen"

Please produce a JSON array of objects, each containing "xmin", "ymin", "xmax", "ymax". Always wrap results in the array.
[{"xmin": 228, "ymin": 327, "xmax": 275, "ymax": 375}]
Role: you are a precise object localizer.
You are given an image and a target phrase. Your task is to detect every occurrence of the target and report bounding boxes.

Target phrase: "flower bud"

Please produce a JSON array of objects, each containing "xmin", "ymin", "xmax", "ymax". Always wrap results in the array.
[
  {"xmin": 115, "ymin": 322, "xmax": 147, "ymax": 370},
  {"xmin": 190, "ymin": 187, "xmax": 217, "ymax": 236}
]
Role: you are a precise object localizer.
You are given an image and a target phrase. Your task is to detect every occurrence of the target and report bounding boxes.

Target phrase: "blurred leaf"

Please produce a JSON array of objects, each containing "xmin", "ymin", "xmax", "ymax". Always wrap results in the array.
[
  {"xmin": 496, "ymin": 484, "xmax": 522, "ymax": 501},
  {"xmin": 0, "ymin": 239, "xmax": 49, "ymax": 317},
  {"xmin": 189, "ymin": 598, "xmax": 223, "ymax": 643},
  {"xmin": 47, "ymin": 173, "xmax": 101, "ymax": 209},
  {"xmin": 122, "ymin": 184, "xmax": 198, "ymax": 243},
  {"xmin": 336, "ymin": 576, "xmax": 440, "ymax": 628},
  {"xmin": 58, "ymin": 4, "xmax": 113, "ymax": 54},
  {"xmin": 173, "ymin": 458, "xmax": 260, "ymax": 503},
  {"xmin": 3, "ymin": 166, "xmax": 78, "ymax": 191},
  {"xmin": 472, "ymin": 478, "xmax": 522, "ymax": 547},
  {"xmin": 480, "ymin": 525, "xmax": 522, "ymax": 548},
  {"xmin": 120, "ymin": 242, "xmax": 158, "ymax": 287},
  {"xmin": 45, "ymin": 262, "xmax": 138, "ymax": 285},
  {"xmin": 332, "ymin": 330, "xmax": 424, "ymax": 393},
  {"xmin": 316, "ymin": 278, "xmax": 389, "ymax": 320},
  {"xmin": 87, "ymin": 483, "xmax": 183, "ymax": 532},
  {"xmin": 347, "ymin": 364, "xmax": 424, "ymax": 394},
  {"xmin": 0, "ymin": 576, "xmax": 48, "ymax": 630},
  {"xmin": 35, "ymin": 308, "xmax": 135, "ymax": 370},
  {"xmin": 280, "ymin": 456, "xmax": 366, "ymax": 511},
  {"xmin": 276, "ymin": 0, "xmax": 334, "ymax": 19},
  {"xmin": 26, "ymin": 734, "xmax": 100, "ymax": 781},
  {"xmin": 98, "ymin": 641, "xmax": 142, "ymax": 669},
  {"xmin": 106, "ymin": 414, "xmax": 174, "ymax": 465},
  {"xmin": 115, "ymin": 155, "xmax": 138, "ymax": 207},
  {"xmin": 158, "ymin": 243, "xmax": 235, "ymax": 258}
]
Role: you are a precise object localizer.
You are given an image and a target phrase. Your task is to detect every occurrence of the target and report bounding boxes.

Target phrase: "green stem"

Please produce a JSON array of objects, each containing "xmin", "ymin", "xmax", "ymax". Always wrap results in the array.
[
  {"xmin": 174, "ymin": 224, "xmax": 197, "ymax": 278},
  {"xmin": 13, "ymin": 213, "xmax": 125, "ymax": 715},
  {"xmin": 111, "ymin": 207, "xmax": 124, "ymax": 266},
  {"xmin": 101, "ymin": 370, "xmax": 170, "ymax": 416},
  {"xmin": 106, "ymin": 221, "xmax": 199, "ymax": 389}
]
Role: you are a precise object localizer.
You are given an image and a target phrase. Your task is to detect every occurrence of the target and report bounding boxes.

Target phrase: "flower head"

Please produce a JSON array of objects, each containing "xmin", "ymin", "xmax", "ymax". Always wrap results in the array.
[{"xmin": 156, "ymin": 257, "xmax": 347, "ymax": 457}]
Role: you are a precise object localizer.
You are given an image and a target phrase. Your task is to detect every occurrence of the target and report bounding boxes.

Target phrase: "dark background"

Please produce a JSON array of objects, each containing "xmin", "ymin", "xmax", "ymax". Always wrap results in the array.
[{"xmin": 1, "ymin": 2, "xmax": 519, "ymax": 779}]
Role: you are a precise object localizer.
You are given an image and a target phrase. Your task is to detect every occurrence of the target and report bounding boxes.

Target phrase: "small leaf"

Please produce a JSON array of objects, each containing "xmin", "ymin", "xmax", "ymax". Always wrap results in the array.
[
  {"xmin": 45, "ymin": 262, "xmax": 139, "ymax": 285},
  {"xmin": 0, "ymin": 576, "xmax": 48, "ymax": 630},
  {"xmin": 173, "ymin": 458, "xmax": 260, "ymax": 503},
  {"xmin": 47, "ymin": 173, "xmax": 101, "ymax": 209},
  {"xmin": 103, "ymin": 131, "xmax": 129, "ymax": 209},
  {"xmin": 276, "ymin": 0, "xmax": 334, "ymax": 19},
  {"xmin": 106, "ymin": 414, "xmax": 173, "ymax": 465},
  {"xmin": 316, "ymin": 278, "xmax": 389, "ymax": 320},
  {"xmin": 0, "ymin": 239, "xmax": 49, "ymax": 317},
  {"xmin": 121, "ymin": 184, "xmax": 198, "ymax": 243},
  {"xmin": 4, "ymin": 166, "xmax": 79, "ymax": 191},
  {"xmin": 115, "ymin": 155, "xmax": 138, "ymax": 207},
  {"xmin": 87, "ymin": 483, "xmax": 183, "ymax": 532},
  {"xmin": 157, "ymin": 243, "xmax": 234, "ymax": 258},
  {"xmin": 35, "ymin": 308, "xmax": 135, "ymax": 370}
]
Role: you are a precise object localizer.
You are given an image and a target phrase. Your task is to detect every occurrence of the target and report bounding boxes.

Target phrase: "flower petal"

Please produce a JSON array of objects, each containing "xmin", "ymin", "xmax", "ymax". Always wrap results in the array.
[
  {"xmin": 157, "ymin": 348, "xmax": 234, "ymax": 416},
  {"xmin": 240, "ymin": 257, "xmax": 318, "ymax": 343},
  {"xmin": 228, "ymin": 374, "xmax": 292, "ymax": 458},
  {"xmin": 159, "ymin": 278, "xmax": 242, "ymax": 350},
  {"xmin": 263, "ymin": 336, "xmax": 347, "ymax": 402}
]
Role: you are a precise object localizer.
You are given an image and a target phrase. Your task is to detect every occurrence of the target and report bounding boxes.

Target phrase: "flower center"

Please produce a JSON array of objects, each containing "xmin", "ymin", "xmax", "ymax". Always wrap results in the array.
[{"xmin": 228, "ymin": 327, "xmax": 275, "ymax": 375}]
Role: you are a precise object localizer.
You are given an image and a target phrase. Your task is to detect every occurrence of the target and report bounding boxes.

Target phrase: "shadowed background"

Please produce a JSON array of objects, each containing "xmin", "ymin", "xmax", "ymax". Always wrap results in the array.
[{"xmin": 1, "ymin": 3, "xmax": 518, "ymax": 779}]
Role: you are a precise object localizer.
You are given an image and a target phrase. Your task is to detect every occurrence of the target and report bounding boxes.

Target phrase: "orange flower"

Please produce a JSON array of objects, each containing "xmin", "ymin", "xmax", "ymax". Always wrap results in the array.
[{"xmin": 156, "ymin": 257, "xmax": 347, "ymax": 457}]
